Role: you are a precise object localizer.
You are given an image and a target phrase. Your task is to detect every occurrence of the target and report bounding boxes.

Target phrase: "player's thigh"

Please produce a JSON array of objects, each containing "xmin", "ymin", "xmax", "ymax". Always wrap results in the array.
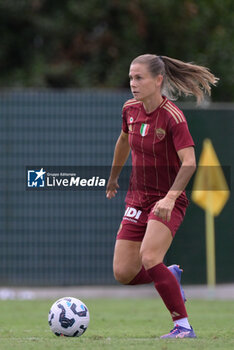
[
  {"xmin": 140, "ymin": 219, "xmax": 173, "ymax": 269},
  {"xmin": 113, "ymin": 239, "xmax": 142, "ymax": 283}
]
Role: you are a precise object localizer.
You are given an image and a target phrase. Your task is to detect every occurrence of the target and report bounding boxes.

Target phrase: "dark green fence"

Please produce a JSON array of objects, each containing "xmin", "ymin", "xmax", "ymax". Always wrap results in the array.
[{"xmin": 0, "ymin": 90, "xmax": 233, "ymax": 285}]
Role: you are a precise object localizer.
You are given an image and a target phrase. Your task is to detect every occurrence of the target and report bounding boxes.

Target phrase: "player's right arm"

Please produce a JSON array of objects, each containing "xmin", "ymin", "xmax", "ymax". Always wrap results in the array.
[{"xmin": 106, "ymin": 130, "xmax": 130, "ymax": 199}]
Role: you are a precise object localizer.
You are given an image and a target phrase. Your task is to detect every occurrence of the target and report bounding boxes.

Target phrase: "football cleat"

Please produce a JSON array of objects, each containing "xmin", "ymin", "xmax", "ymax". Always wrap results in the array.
[
  {"xmin": 168, "ymin": 264, "xmax": 186, "ymax": 302},
  {"xmin": 160, "ymin": 324, "xmax": 197, "ymax": 339}
]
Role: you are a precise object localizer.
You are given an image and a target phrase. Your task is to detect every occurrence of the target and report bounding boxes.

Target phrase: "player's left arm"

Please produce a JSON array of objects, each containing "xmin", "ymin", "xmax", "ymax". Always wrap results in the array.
[
  {"xmin": 153, "ymin": 147, "xmax": 196, "ymax": 221},
  {"xmin": 166, "ymin": 146, "xmax": 196, "ymax": 200}
]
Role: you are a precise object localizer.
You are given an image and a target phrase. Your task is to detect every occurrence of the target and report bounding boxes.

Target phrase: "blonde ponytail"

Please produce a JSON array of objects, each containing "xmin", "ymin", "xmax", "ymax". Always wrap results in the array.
[{"xmin": 160, "ymin": 56, "xmax": 219, "ymax": 103}]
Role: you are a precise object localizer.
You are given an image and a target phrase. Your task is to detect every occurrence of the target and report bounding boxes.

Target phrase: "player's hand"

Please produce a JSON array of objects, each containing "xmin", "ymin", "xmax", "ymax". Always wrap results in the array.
[
  {"xmin": 106, "ymin": 178, "xmax": 119, "ymax": 199},
  {"xmin": 152, "ymin": 196, "xmax": 176, "ymax": 222}
]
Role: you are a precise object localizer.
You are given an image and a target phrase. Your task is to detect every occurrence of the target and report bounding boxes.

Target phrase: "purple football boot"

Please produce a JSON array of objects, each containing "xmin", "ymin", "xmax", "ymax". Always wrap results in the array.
[
  {"xmin": 168, "ymin": 264, "xmax": 186, "ymax": 302},
  {"xmin": 160, "ymin": 324, "xmax": 197, "ymax": 339}
]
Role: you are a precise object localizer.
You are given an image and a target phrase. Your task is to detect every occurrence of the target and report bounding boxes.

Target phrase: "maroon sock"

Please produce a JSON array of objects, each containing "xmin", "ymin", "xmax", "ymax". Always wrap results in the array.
[
  {"xmin": 147, "ymin": 263, "xmax": 188, "ymax": 321},
  {"xmin": 128, "ymin": 266, "xmax": 153, "ymax": 285}
]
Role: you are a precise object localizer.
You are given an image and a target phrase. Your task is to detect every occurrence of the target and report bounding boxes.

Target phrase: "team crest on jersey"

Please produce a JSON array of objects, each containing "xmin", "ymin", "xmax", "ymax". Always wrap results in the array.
[
  {"xmin": 140, "ymin": 123, "xmax": 150, "ymax": 137},
  {"xmin": 155, "ymin": 128, "xmax": 166, "ymax": 140}
]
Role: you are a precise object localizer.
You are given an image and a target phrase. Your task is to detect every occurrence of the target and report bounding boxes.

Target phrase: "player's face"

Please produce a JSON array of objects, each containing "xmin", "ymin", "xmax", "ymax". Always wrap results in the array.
[{"xmin": 129, "ymin": 63, "xmax": 163, "ymax": 101}]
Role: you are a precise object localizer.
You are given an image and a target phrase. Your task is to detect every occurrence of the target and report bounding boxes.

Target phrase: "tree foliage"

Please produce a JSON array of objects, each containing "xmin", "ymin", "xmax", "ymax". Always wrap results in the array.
[{"xmin": 0, "ymin": 0, "xmax": 233, "ymax": 101}]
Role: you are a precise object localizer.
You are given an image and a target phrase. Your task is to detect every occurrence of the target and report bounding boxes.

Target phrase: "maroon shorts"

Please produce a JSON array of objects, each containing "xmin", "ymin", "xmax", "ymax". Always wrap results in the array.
[{"xmin": 116, "ymin": 200, "xmax": 187, "ymax": 242}]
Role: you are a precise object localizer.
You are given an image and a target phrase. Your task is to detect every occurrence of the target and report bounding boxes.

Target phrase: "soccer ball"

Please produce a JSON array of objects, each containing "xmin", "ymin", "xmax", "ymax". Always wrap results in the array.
[{"xmin": 48, "ymin": 297, "xmax": 90, "ymax": 337}]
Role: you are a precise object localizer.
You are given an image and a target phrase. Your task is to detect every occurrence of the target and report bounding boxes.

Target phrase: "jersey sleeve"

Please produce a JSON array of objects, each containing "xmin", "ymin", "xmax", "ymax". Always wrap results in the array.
[
  {"xmin": 122, "ymin": 107, "xmax": 128, "ymax": 133},
  {"xmin": 171, "ymin": 121, "xmax": 195, "ymax": 151}
]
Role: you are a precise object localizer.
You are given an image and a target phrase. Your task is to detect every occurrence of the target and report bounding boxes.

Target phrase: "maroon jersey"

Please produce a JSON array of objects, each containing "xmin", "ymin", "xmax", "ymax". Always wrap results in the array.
[{"xmin": 122, "ymin": 96, "xmax": 194, "ymax": 207}]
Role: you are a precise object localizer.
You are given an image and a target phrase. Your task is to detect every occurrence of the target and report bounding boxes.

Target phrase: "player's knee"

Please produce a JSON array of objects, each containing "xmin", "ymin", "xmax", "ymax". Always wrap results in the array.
[
  {"xmin": 113, "ymin": 267, "xmax": 133, "ymax": 285},
  {"xmin": 140, "ymin": 249, "xmax": 162, "ymax": 270}
]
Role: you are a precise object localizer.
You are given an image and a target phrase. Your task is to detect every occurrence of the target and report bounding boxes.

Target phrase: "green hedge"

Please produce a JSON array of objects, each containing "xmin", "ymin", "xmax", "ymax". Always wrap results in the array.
[{"xmin": 0, "ymin": 0, "xmax": 233, "ymax": 101}]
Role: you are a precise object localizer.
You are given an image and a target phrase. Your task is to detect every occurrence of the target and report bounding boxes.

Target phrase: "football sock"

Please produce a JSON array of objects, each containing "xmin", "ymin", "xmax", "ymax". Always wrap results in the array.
[
  {"xmin": 174, "ymin": 317, "xmax": 191, "ymax": 329},
  {"xmin": 128, "ymin": 266, "xmax": 153, "ymax": 285},
  {"xmin": 147, "ymin": 263, "xmax": 188, "ymax": 321}
]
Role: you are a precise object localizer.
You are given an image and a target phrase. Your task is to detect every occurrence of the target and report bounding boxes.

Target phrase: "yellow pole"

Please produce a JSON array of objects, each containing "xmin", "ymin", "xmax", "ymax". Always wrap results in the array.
[{"xmin": 205, "ymin": 192, "xmax": 216, "ymax": 287}]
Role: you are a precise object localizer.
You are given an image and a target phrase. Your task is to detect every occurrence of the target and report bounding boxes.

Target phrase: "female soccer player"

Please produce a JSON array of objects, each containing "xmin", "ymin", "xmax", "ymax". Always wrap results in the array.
[{"xmin": 106, "ymin": 54, "xmax": 218, "ymax": 338}]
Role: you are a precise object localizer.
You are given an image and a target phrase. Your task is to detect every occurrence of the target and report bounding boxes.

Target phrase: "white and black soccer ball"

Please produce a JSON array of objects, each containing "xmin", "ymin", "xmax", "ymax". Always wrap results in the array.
[{"xmin": 48, "ymin": 297, "xmax": 90, "ymax": 337}]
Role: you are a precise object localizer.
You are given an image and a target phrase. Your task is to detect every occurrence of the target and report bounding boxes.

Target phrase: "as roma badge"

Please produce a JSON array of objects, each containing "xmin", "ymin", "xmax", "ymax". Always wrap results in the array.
[{"xmin": 155, "ymin": 128, "xmax": 166, "ymax": 140}]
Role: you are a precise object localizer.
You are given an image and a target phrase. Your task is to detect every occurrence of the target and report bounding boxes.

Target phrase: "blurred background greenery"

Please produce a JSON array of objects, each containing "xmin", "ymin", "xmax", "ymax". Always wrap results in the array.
[{"xmin": 0, "ymin": 0, "xmax": 233, "ymax": 101}]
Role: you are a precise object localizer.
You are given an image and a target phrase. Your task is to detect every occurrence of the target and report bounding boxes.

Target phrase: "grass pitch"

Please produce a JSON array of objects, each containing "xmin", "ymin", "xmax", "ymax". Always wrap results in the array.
[{"xmin": 0, "ymin": 298, "xmax": 233, "ymax": 350}]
